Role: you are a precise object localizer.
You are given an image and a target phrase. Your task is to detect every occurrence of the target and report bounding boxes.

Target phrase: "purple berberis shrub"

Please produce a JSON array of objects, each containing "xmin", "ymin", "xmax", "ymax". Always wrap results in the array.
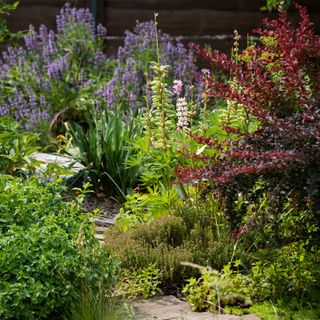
[
  {"xmin": 97, "ymin": 20, "xmax": 202, "ymax": 111},
  {"xmin": 0, "ymin": 3, "xmax": 112, "ymax": 131}
]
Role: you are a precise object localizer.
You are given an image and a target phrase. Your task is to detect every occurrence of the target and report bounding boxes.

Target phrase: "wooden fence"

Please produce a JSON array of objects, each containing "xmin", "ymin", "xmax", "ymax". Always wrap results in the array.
[{"xmin": 7, "ymin": 0, "xmax": 320, "ymax": 53}]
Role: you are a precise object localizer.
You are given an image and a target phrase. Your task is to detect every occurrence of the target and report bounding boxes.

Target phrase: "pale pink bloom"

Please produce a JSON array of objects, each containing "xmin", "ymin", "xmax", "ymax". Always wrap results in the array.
[
  {"xmin": 173, "ymin": 79, "xmax": 183, "ymax": 96},
  {"xmin": 176, "ymin": 97, "xmax": 188, "ymax": 131},
  {"xmin": 201, "ymin": 69, "xmax": 210, "ymax": 77}
]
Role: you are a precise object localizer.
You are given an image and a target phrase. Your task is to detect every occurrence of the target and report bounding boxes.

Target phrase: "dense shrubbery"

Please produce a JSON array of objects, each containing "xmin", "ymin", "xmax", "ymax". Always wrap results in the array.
[
  {"xmin": 172, "ymin": 4, "xmax": 320, "ymax": 314},
  {"xmin": 104, "ymin": 4, "xmax": 320, "ymax": 316},
  {"xmin": 0, "ymin": 176, "xmax": 118, "ymax": 319}
]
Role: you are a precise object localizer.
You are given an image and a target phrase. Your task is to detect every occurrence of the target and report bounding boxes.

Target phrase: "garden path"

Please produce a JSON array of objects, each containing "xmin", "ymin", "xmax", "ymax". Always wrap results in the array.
[{"xmin": 133, "ymin": 295, "xmax": 261, "ymax": 320}]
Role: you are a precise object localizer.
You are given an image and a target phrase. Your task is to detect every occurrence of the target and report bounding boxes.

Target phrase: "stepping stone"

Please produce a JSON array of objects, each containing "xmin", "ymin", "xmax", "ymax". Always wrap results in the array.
[
  {"xmin": 32, "ymin": 152, "xmax": 84, "ymax": 172},
  {"xmin": 94, "ymin": 218, "xmax": 115, "ymax": 244},
  {"xmin": 95, "ymin": 225, "xmax": 109, "ymax": 233},
  {"xmin": 94, "ymin": 233, "xmax": 105, "ymax": 241},
  {"xmin": 94, "ymin": 217, "xmax": 115, "ymax": 227},
  {"xmin": 133, "ymin": 296, "xmax": 261, "ymax": 320}
]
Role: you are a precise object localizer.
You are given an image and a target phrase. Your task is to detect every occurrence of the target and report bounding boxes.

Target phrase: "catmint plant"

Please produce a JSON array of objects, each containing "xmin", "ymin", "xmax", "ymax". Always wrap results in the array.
[
  {"xmin": 0, "ymin": 3, "xmax": 112, "ymax": 132},
  {"xmin": 96, "ymin": 19, "xmax": 203, "ymax": 113}
]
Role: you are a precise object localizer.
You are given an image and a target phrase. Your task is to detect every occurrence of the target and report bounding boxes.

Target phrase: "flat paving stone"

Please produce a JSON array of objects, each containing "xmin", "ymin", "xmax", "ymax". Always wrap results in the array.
[
  {"xmin": 133, "ymin": 296, "xmax": 261, "ymax": 320},
  {"xmin": 94, "ymin": 217, "xmax": 115, "ymax": 226},
  {"xmin": 32, "ymin": 152, "xmax": 83, "ymax": 168},
  {"xmin": 31, "ymin": 152, "xmax": 84, "ymax": 175}
]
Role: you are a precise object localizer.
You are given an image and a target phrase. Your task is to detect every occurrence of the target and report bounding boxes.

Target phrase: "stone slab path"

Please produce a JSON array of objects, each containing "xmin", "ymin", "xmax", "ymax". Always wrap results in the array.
[{"xmin": 133, "ymin": 296, "xmax": 261, "ymax": 320}]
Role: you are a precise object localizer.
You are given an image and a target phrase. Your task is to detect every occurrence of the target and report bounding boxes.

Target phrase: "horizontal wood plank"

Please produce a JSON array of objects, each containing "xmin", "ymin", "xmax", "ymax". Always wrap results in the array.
[
  {"xmin": 8, "ymin": 6, "xmax": 61, "ymax": 31},
  {"xmin": 104, "ymin": 0, "xmax": 239, "ymax": 10},
  {"xmin": 14, "ymin": 0, "xmax": 88, "ymax": 7},
  {"xmin": 104, "ymin": 8, "xmax": 320, "ymax": 36}
]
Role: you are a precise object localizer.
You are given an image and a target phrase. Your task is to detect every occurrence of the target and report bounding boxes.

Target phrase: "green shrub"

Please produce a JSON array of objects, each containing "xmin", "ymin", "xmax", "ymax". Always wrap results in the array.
[
  {"xmin": 182, "ymin": 262, "xmax": 252, "ymax": 313},
  {"xmin": 251, "ymin": 242, "xmax": 320, "ymax": 303},
  {"xmin": 105, "ymin": 201, "xmax": 248, "ymax": 291},
  {"xmin": 173, "ymin": 199, "xmax": 252, "ymax": 270},
  {"xmin": 115, "ymin": 184, "xmax": 180, "ymax": 230},
  {"xmin": 104, "ymin": 216, "xmax": 193, "ymax": 286},
  {"xmin": 0, "ymin": 117, "xmax": 40, "ymax": 176},
  {"xmin": 130, "ymin": 215, "xmax": 188, "ymax": 247},
  {"xmin": 0, "ymin": 176, "xmax": 118, "ymax": 319},
  {"xmin": 104, "ymin": 228, "xmax": 150, "ymax": 271}
]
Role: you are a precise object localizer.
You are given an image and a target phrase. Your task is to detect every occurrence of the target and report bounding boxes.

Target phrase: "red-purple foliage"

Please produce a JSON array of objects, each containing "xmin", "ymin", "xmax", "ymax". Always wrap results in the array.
[{"xmin": 178, "ymin": 4, "xmax": 320, "ymax": 226}]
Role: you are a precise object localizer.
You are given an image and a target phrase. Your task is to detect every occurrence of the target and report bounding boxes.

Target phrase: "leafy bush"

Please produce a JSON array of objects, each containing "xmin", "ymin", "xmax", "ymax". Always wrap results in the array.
[
  {"xmin": 115, "ymin": 264, "xmax": 162, "ymax": 299},
  {"xmin": 251, "ymin": 242, "xmax": 320, "ymax": 303},
  {"xmin": 0, "ymin": 176, "xmax": 118, "ymax": 319},
  {"xmin": 182, "ymin": 262, "xmax": 252, "ymax": 313},
  {"xmin": 177, "ymin": 4, "xmax": 320, "ymax": 229},
  {"xmin": 115, "ymin": 185, "xmax": 180, "ymax": 230},
  {"xmin": 0, "ymin": 117, "xmax": 40, "ymax": 176}
]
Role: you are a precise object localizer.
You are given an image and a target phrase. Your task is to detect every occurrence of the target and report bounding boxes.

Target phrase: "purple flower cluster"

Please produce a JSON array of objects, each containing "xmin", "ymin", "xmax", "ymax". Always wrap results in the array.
[
  {"xmin": 96, "ymin": 20, "xmax": 202, "ymax": 111},
  {"xmin": 24, "ymin": 24, "xmax": 57, "ymax": 59},
  {"xmin": 0, "ymin": 3, "xmax": 109, "ymax": 129},
  {"xmin": 47, "ymin": 54, "xmax": 69, "ymax": 79},
  {"xmin": 56, "ymin": 3, "xmax": 95, "ymax": 34},
  {"xmin": 7, "ymin": 88, "xmax": 50, "ymax": 130}
]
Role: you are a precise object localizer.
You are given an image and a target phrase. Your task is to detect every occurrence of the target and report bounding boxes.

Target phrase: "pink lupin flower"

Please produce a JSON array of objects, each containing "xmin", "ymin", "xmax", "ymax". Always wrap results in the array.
[
  {"xmin": 173, "ymin": 80, "xmax": 183, "ymax": 96},
  {"xmin": 176, "ymin": 97, "xmax": 188, "ymax": 131}
]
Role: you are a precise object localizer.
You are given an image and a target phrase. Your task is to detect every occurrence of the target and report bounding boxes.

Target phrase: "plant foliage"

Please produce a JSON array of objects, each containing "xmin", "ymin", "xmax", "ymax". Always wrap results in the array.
[
  {"xmin": 0, "ymin": 176, "xmax": 118, "ymax": 319},
  {"xmin": 177, "ymin": 4, "xmax": 320, "ymax": 228}
]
